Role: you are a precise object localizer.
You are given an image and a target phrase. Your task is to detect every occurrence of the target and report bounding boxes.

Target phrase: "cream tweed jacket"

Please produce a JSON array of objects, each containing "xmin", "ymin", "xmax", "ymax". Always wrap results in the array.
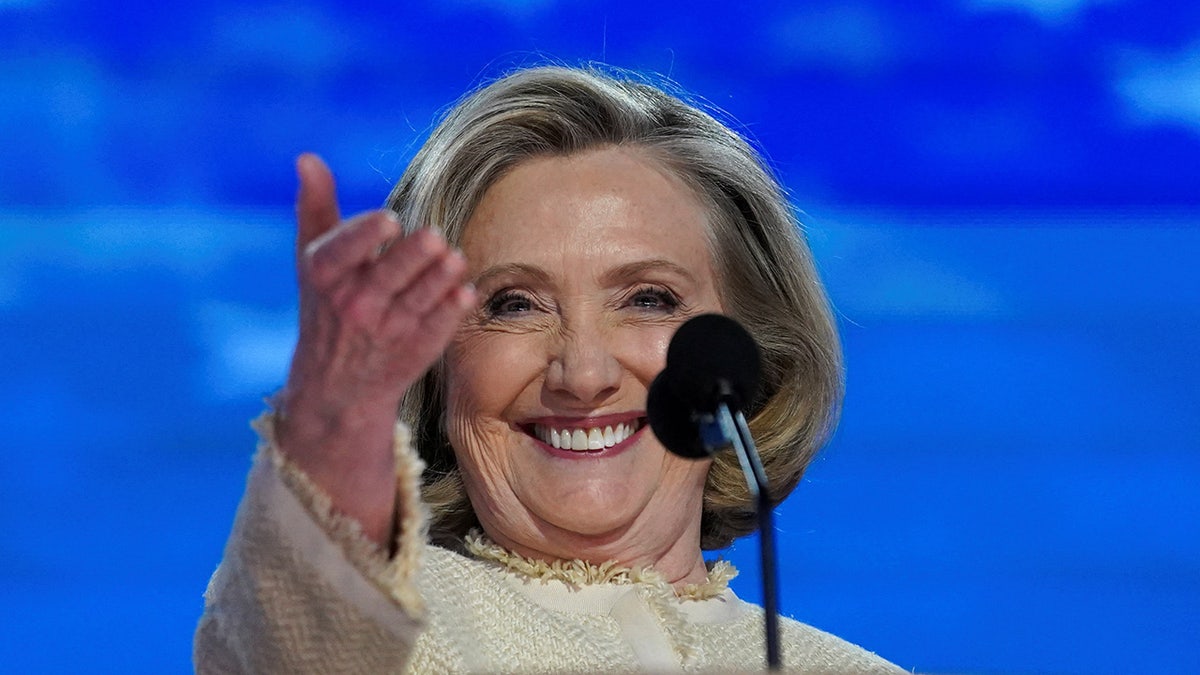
[{"xmin": 193, "ymin": 414, "xmax": 906, "ymax": 674}]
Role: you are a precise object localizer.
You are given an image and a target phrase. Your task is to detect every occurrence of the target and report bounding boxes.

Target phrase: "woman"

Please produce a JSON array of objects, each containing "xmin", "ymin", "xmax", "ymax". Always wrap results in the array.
[{"xmin": 196, "ymin": 65, "xmax": 904, "ymax": 673}]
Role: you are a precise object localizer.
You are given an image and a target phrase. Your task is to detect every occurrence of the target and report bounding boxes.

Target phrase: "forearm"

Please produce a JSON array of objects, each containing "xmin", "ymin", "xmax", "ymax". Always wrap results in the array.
[
  {"xmin": 271, "ymin": 386, "xmax": 402, "ymax": 546},
  {"xmin": 194, "ymin": 413, "xmax": 428, "ymax": 673}
]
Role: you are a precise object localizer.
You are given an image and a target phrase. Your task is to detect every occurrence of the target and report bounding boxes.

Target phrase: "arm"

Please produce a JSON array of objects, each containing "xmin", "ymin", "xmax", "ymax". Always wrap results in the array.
[
  {"xmin": 195, "ymin": 155, "xmax": 474, "ymax": 672},
  {"xmin": 274, "ymin": 154, "xmax": 473, "ymax": 546},
  {"xmin": 193, "ymin": 415, "xmax": 426, "ymax": 674}
]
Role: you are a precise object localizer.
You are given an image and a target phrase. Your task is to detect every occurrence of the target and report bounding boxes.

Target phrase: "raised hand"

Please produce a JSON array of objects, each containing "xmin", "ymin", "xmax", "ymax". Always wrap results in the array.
[{"xmin": 274, "ymin": 154, "xmax": 475, "ymax": 545}]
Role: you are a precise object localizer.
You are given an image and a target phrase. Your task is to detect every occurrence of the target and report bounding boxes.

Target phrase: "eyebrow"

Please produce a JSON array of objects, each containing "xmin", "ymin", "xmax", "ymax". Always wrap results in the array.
[
  {"xmin": 472, "ymin": 263, "xmax": 553, "ymax": 289},
  {"xmin": 599, "ymin": 259, "xmax": 698, "ymax": 287},
  {"xmin": 472, "ymin": 258, "xmax": 699, "ymax": 290}
]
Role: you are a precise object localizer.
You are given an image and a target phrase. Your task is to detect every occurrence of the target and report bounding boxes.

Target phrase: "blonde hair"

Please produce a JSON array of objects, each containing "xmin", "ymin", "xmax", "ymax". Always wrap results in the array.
[{"xmin": 386, "ymin": 65, "xmax": 843, "ymax": 550}]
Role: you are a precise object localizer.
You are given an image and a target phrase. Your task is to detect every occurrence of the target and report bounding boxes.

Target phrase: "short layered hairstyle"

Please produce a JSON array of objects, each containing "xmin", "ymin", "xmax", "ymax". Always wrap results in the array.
[{"xmin": 386, "ymin": 65, "xmax": 843, "ymax": 550}]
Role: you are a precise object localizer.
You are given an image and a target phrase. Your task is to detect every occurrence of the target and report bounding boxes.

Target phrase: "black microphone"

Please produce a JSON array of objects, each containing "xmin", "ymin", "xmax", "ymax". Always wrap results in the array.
[
  {"xmin": 647, "ymin": 313, "xmax": 761, "ymax": 459},
  {"xmin": 646, "ymin": 313, "xmax": 783, "ymax": 670}
]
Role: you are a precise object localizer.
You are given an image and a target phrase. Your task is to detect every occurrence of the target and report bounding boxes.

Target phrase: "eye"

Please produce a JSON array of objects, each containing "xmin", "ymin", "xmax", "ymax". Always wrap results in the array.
[
  {"xmin": 486, "ymin": 289, "xmax": 535, "ymax": 317},
  {"xmin": 627, "ymin": 285, "xmax": 680, "ymax": 312}
]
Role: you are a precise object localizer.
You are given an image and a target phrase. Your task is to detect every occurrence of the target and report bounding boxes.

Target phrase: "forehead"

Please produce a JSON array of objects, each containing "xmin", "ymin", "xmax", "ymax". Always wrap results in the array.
[{"xmin": 460, "ymin": 146, "xmax": 714, "ymax": 272}]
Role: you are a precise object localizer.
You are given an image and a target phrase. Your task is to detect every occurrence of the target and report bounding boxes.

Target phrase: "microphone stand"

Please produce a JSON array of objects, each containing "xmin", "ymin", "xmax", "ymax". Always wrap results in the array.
[{"xmin": 699, "ymin": 400, "xmax": 781, "ymax": 671}]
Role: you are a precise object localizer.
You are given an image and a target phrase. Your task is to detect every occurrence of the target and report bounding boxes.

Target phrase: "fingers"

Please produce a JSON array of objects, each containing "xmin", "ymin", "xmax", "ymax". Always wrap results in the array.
[
  {"xmin": 295, "ymin": 153, "xmax": 342, "ymax": 261},
  {"xmin": 373, "ymin": 229, "xmax": 474, "ymax": 353},
  {"xmin": 329, "ymin": 228, "xmax": 464, "ymax": 332},
  {"xmin": 395, "ymin": 247, "xmax": 468, "ymax": 315},
  {"xmin": 306, "ymin": 211, "xmax": 401, "ymax": 289},
  {"xmin": 290, "ymin": 154, "xmax": 475, "ymax": 380},
  {"xmin": 368, "ymin": 229, "xmax": 458, "ymax": 300},
  {"xmin": 297, "ymin": 154, "xmax": 443, "ymax": 294},
  {"xmin": 376, "ymin": 233, "xmax": 471, "ymax": 327},
  {"xmin": 303, "ymin": 214, "xmax": 473, "ymax": 335},
  {"xmin": 383, "ymin": 275, "xmax": 476, "ymax": 367},
  {"xmin": 420, "ymin": 283, "xmax": 477, "ymax": 336}
]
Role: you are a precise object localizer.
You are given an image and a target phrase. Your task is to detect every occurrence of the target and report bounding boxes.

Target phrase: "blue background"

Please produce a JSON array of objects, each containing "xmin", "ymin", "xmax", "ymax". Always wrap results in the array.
[{"xmin": 2, "ymin": 1, "xmax": 1198, "ymax": 673}]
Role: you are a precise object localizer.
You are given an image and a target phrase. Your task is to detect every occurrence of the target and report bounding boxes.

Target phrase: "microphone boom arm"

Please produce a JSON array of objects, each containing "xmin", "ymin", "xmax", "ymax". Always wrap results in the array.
[{"xmin": 698, "ymin": 400, "xmax": 782, "ymax": 671}]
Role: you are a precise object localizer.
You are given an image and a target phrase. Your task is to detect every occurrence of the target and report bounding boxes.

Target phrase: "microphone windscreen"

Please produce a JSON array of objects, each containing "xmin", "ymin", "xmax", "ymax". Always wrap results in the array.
[
  {"xmin": 647, "ymin": 369, "xmax": 710, "ymax": 458},
  {"xmin": 664, "ymin": 313, "xmax": 761, "ymax": 413},
  {"xmin": 647, "ymin": 314, "xmax": 762, "ymax": 459}
]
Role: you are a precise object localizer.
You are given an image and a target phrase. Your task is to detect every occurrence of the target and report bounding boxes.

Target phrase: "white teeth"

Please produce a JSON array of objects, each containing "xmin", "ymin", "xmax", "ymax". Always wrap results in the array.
[{"xmin": 533, "ymin": 421, "xmax": 640, "ymax": 452}]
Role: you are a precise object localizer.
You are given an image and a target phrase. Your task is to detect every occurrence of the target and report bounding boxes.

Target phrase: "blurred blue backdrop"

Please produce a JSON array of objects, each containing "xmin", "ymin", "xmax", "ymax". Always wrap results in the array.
[{"xmin": 2, "ymin": 1, "xmax": 1198, "ymax": 673}]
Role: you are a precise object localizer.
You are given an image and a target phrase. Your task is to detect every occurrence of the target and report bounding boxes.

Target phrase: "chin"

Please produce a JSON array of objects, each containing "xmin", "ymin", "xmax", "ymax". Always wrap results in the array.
[
  {"xmin": 550, "ymin": 510, "xmax": 636, "ymax": 540},
  {"xmin": 529, "ymin": 479, "xmax": 650, "ymax": 538}
]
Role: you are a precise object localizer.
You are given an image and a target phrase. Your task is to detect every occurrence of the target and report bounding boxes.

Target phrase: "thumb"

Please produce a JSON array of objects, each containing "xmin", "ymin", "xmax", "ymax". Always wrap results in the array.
[{"xmin": 295, "ymin": 153, "xmax": 342, "ymax": 259}]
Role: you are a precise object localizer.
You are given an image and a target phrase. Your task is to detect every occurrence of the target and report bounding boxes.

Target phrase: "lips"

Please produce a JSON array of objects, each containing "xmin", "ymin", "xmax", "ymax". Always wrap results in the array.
[{"xmin": 522, "ymin": 417, "xmax": 646, "ymax": 452}]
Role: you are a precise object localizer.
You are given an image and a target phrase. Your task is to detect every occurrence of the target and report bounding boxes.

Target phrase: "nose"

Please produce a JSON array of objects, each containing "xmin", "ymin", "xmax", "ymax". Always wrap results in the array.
[{"xmin": 545, "ymin": 323, "xmax": 622, "ymax": 406}]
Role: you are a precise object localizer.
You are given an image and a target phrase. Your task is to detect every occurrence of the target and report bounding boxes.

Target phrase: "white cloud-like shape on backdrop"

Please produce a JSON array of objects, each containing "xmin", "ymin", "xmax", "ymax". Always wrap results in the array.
[
  {"xmin": 1115, "ymin": 41, "xmax": 1200, "ymax": 135},
  {"xmin": 1, "ymin": 208, "xmax": 296, "ymax": 401},
  {"xmin": 194, "ymin": 300, "xmax": 297, "ymax": 402},
  {"xmin": 0, "ymin": 209, "xmax": 288, "ymax": 311},
  {"xmin": 964, "ymin": 0, "xmax": 1121, "ymax": 25},
  {"xmin": 1, "ymin": 208, "xmax": 289, "ymax": 274},
  {"xmin": 806, "ymin": 212, "xmax": 1012, "ymax": 322},
  {"xmin": 807, "ymin": 207, "xmax": 1200, "ymax": 325}
]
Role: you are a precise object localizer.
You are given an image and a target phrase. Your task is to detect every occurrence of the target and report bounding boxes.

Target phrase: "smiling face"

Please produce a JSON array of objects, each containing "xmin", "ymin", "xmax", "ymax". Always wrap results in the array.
[{"xmin": 444, "ymin": 146, "xmax": 724, "ymax": 572}]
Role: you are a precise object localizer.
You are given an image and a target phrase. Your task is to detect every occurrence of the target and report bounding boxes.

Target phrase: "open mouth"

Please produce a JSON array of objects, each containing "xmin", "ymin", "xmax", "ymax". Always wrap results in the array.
[{"xmin": 521, "ymin": 418, "xmax": 647, "ymax": 452}]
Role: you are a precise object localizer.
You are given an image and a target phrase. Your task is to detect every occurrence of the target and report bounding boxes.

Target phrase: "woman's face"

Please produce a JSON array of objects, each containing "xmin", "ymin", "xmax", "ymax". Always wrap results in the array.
[{"xmin": 444, "ymin": 146, "xmax": 724, "ymax": 563}]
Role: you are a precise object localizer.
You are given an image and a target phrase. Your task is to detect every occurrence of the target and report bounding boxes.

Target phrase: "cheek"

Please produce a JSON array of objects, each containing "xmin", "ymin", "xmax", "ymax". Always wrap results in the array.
[
  {"xmin": 442, "ymin": 331, "xmax": 547, "ymax": 466},
  {"xmin": 655, "ymin": 452, "xmax": 713, "ymax": 512},
  {"xmin": 442, "ymin": 347, "xmax": 514, "ymax": 505},
  {"xmin": 446, "ymin": 333, "xmax": 539, "ymax": 411},
  {"xmin": 616, "ymin": 324, "xmax": 674, "ymax": 380}
]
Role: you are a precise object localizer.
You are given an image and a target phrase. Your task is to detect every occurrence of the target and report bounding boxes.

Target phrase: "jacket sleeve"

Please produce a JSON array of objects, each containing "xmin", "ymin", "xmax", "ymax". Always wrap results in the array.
[{"xmin": 193, "ymin": 412, "xmax": 430, "ymax": 674}]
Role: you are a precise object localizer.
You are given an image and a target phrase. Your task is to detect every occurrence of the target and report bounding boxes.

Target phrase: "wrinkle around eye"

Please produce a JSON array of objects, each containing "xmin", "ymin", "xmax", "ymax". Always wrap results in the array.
[
  {"xmin": 489, "ymin": 296, "xmax": 532, "ymax": 316},
  {"xmin": 613, "ymin": 284, "xmax": 684, "ymax": 317},
  {"xmin": 484, "ymin": 288, "xmax": 549, "ymax": 319},
  {"xmin": 631, "ymin": 289, "xmax": 679, "ymax": 311},
  {"xmin": 473, "ymin": 297, "xmax": 558, "ymax": 337},
  {"xmin": 461, "ymin": 310, "xmax": 555, "ymax": 338}
]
